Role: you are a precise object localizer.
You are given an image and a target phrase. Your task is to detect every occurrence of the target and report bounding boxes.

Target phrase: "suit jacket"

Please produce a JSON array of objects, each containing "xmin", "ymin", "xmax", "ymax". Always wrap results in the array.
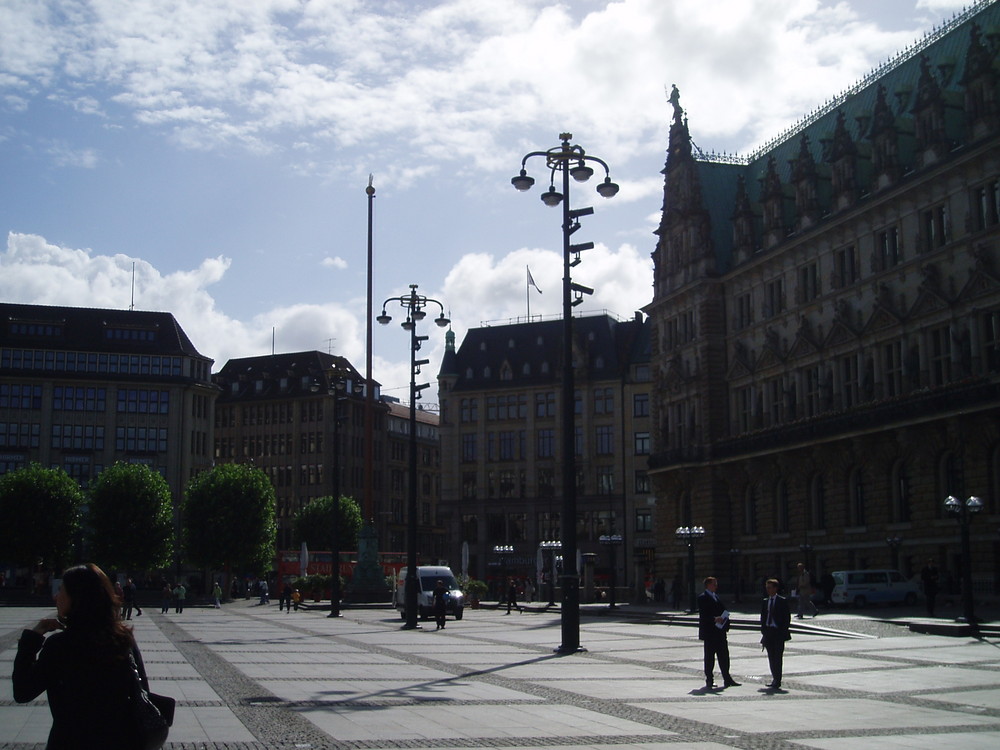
[
  {"xmin": 698, "ymin": 590, "xmax": 730, "ymax": 640},
  {"xmin": 760, "ymin": 594, "xmax": 792, "ymax": 641}
]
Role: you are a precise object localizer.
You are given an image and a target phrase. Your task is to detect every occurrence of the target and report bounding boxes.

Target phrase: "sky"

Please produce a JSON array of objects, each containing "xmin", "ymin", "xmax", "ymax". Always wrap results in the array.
[{"xmin": 0, "ymin": 0, "xmax": 977, "ymax": 403}]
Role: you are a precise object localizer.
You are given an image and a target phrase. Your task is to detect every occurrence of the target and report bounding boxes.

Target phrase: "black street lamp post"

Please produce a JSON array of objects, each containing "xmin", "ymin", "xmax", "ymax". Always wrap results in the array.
[
  {"xmin": 675, "ymin": 525, "xmax": 705, "ymax": 613},
  {"xmin": 494, "ymin": 544, "xmax": 513, "ymax": 599},
  {"xmin": 511, "ymin": 133, "xmax": 618, "ymax": 653},
  {"xmin": 599, "ymin": 533, "xmax": 623, "ymax": 609},
  {"xmin": 377, "ymin": 285, "xmax": 449, "ymax": 629},
  {"xmin": 944, "ymin": 495, "xmax": 983, "ymax": 630},
  {"xmin": 539, "ymin": 540, "xmax": 561, "ymax": 606}
]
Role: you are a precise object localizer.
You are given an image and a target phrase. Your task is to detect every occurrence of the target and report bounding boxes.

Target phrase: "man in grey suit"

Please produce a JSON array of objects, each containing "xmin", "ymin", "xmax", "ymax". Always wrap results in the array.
[{"xmin": 760, "ymin": 577, "xmax": 791, "ymax": 690}]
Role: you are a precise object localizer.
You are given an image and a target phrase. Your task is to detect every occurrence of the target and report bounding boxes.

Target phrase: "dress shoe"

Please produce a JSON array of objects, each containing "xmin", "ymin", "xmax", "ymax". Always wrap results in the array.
[
  {"xmin": 765, "ymin": 682, "xmax": 781, "ymax": 689},
  {"xmin": 723, "ymin": 679, "xmax": 741, "ymax": 687}
]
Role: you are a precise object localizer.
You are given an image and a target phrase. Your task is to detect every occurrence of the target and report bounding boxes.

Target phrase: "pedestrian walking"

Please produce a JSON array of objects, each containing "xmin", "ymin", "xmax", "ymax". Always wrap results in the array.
[
  {"xmin": 292, "ymin": 589, "xmax": 301, "ymax": 611},
  {"xmin": 795, "ymin": 563, "xmax": 818, "ymax": 618},
  {"xmin": 432, "ymin": 579, "xmax": 448, "ymax": 630},
  {"xmin": 505, "ymin": 578, "xmax": 521, "ymax": 614},
  {"xmin": 173, "ymin": 582, "xmax": 186, "ymax": 614},
  {"xmin": 258, "ymin": 579, "xmax": 269, "ymax": 606},
  {"xmin": 697, "ymin": 576, "xmax": 740, "ymax": 689},
  {"xmin": 212, "ymin": 581, "xmax": 223, "ymax": 608},
  {"xmin": 760, "ymin": 578, "xmax": 791, "ymax": 690},
  {"xmin": 122, "ymin": 577, "xmax": 142, "ymax": 619},
  {"xmin": 281, "ymin": 583, "xmax": 293, "ymax": 613},
  {"xmin": 161, "ymin": 582, "xmax": 172, "ymax": 613},
  {"xmin": 12, "ymin": 563, "xmax": 162, "ymax": 748}
]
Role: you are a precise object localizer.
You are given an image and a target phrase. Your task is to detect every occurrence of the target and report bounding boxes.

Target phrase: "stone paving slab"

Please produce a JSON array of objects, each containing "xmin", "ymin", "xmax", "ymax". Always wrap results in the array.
[
  {"xmin": 797, "ymin": 665, "xmax": 1000, "ymax": 693},
  {"xmin": 638, "ymin": 697, "xmax": 1000, "ymax": 733},
  {"xmin": 790, "ymin": 731, "xmax": 1000, "ymax": 749}
]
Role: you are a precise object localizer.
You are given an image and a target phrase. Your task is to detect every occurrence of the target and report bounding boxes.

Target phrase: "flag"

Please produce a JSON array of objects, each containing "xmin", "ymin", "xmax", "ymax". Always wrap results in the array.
[{"xmin": 527, "ymin": 266, "xmax": 542, "ymax": 294}]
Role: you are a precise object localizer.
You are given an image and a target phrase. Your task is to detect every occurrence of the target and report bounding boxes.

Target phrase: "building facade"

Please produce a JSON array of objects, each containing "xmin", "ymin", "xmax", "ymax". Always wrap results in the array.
[
  {"xmin": 383, "ymin": 399, "xmax": 445, "ymax": 562},
  {"xmin": 646, "ymin": 2, "xmax": 1000, "ymax": 599},
  {"xmin": 0, "ymin": 302, "xmax": 215, "ymax": 499},
  {"xmin": 213, "ymin": 351, "xmax": 446, "ymax": 562},
  {"xmin": 213, "ymin": 351, "xmax": 375, "ymax": 551},
  {"xmin": 437, "ymin": 315, "xmax": 654, "ymax": 595}
]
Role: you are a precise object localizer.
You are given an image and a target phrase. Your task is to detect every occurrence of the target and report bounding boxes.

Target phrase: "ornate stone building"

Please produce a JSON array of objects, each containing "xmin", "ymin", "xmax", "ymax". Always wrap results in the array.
[{"xmin": 646, "ymin": 2, "xmax": 1000, "ymax": 598}]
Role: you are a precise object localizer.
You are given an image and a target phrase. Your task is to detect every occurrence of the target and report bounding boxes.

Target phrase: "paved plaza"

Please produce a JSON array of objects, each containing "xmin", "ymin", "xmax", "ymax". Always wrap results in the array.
[{"xmin": 1, "ymin": 600, "xmax": 999, "ymax": 749}]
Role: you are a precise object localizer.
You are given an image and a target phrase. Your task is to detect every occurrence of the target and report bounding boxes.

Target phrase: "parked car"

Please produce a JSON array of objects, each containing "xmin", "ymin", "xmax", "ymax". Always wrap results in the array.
[
  {"xmin": 830, "ymin": 569, "xmax": 919, "ymax": 607},
  {"xmin": 394, "ymin": 565, "xmax": 464, "ymax": 621}
]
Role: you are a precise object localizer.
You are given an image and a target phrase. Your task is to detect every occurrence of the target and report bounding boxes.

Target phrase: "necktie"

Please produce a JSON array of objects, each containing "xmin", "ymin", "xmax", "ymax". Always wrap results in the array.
[{"xmin": 768, "ymin": 597, "xmax": 775, "ymax": 627}]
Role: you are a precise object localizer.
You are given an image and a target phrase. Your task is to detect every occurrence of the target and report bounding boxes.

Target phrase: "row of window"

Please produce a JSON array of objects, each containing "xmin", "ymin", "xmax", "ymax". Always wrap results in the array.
[
  {"xmin": 459, "ymin": 392, "xmax": 650, "ymax": 423},
  {"xmin": 461, "ymin": 467, "xmax": 650, "ymax": 499},
  {"xmin": 0, "ymin": 385, "xmax": 169, "ymax": 414},
  {"xmin": 462, "ymin": 428, "xmax": 650, "ymax": 462},
  {"xmin": 727, "ymin": 316, "xmax": 1000, "ymax": 434},
  {"xmin": 1, "ymin": 349, "xmax": 184, "ymax": 377}
]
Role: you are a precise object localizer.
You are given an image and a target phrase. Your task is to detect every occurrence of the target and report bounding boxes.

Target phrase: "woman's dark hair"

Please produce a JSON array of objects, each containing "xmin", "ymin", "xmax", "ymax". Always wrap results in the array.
[{"xmin": 61, "ymin": 563, "xmax": 133, "ymax": 657}]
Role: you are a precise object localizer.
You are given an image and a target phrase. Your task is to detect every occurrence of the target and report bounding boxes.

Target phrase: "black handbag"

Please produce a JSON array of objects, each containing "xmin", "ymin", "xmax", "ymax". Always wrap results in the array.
[{"xmin": 127, "ymin": 653, "xmax": 174, "ymax": 750}]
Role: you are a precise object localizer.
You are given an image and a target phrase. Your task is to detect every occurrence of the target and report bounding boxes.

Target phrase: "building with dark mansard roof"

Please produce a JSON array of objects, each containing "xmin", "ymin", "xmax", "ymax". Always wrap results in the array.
[
  {"xmin": 437, "ymin": 313, "xmax": 653, "ymax": 597},
  {"xmin": 645, "ymin": 0, "xmax": 1000, "ymax": 600}
]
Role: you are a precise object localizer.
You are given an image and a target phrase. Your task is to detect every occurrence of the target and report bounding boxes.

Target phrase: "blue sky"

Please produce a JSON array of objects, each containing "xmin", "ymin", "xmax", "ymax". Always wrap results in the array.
[{"xmin": 0, "ymin": 0, "xmax": 973, "ymax": 399}]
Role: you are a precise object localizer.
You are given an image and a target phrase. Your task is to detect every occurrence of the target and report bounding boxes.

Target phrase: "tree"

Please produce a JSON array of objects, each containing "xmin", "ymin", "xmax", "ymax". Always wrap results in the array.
[
  {"xmin": 88, "ymin": 462, "xmax": 174, "ymax": 572},
  {"xmin": 292, "ymin": 495, "xmax": 363, "ymax": 551},
  {"xmin": 182, "ymin": 463, "xmax": 276, "ymax": 576},
  {"xmin": 0, "ymin": 464, "xmax": 84, "ymax": 573}
]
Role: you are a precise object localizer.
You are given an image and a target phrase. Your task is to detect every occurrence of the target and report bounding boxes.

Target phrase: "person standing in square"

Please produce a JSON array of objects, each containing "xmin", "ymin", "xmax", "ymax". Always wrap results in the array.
[
  {"xmin": 697, "ymin": 576, "xmax": 739, "ymax": 689},
  {"xmin": 760, "ymin": 578, "xmax": 791, "ymax": 690}
]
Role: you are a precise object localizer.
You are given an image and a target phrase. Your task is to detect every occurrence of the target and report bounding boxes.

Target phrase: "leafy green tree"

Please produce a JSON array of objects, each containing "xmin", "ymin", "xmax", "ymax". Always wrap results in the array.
[
  {"xmin": 182, "ymin": 463, "xmax": 276, "ymax": 576},
  {"xmin": 0, "ymin": 464, "xmax": 84, "ymax": 572},
  {"xmin": 292, "ymin": 495, "xmax": 363, "ymax": 551},
  {"xmin": 88, "ymin": 463, "xmax": 174, "ymax": 572}
]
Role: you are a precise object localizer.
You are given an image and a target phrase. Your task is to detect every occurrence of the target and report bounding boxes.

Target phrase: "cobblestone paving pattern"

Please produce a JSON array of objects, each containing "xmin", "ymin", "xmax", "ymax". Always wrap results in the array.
[{"xmin": 2, "ymin": 603, "xmax": 999, "ymax": 750}]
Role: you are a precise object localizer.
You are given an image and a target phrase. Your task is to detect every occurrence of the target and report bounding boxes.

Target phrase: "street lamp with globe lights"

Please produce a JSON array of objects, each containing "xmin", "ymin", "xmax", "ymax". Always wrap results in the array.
[
  {"xmin": 377, "ymin": 284, "xmax": 449, "ymax": 629},
  {"xmin": 675, "ymin": 525, "xmax": 706, "ymax": 613},
  {"xmin": 511, "ymin": 133, "xmax": 618, "ymax": 654},
  {"xmin": 944, "ymin": 494, "xmax": 983, "ymax": 631}
]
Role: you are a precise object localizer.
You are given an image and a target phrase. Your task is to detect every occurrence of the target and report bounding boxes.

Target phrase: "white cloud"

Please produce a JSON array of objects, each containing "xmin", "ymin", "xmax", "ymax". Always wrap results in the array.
[
  {"xmin": 0, "ymin": 231, "xmax": 652, "ymax": 398},
  {"xmin": 45, "ymin": 142, "xmax": 99, "ymax": 168},
  {"xmin": 321, "ymin": 255, "xmax": 348, "ymax": 270},
  {"xmin": 0, "ymin": 0, "xmax": 944, "ymax": 173}
]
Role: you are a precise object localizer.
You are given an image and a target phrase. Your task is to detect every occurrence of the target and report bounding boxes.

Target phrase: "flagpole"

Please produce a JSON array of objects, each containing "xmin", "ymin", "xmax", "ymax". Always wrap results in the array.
[{"xmin": 526, "ymin": 266, "xmax": 531, "ymax": 320}]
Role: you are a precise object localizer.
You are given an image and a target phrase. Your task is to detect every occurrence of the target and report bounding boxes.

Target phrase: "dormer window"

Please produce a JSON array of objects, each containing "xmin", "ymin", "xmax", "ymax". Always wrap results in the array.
[
  {"xmin": 466, "ymin": 368, "xmax": 474, "ymax": 380},
  {"xmin": 522, "ymin": 363, "xmax": 531, "ymax": 375},
  {"xmin": 508, "ymin": 338, "xmax": 515, "ymax": 349},
  {"xmin": 483, "ymin": 366, "xmax": 491, "ymax": 378},
  {"xmin": 500, "ymin": 363, "xmax": 513, "ymax": 381},
  {"xmin": 480, "ymin": 341, "xmax": 487, "ymax": 351},
  {"xmin": 537, "ymin": 336, "xmax": 544, "ymax": 346}
]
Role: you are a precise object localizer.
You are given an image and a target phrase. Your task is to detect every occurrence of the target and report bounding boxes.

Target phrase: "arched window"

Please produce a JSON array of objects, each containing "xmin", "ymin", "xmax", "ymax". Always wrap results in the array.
[
  {"xmin": 522, "ymin": 363, "xmax": 531, "ymax": 375},
  {"xmin": 595, "ymin": 356, "xmax": 605, "ymax": 369},
  {"xmin": 541, "ymin": 361, "xmax": 550, "ymax": 374},
  {"xmin": 810, "ymin": 474, "xmax": 826, "ymax": 529},
  {"xmin": 500, "ymin": 362, "xmax": 513, "ymax": 381},
  {"xmin": 890, "ymin": 460, "xmax": 910, "ymax": 523},
  {"xmin": 775, "ymin": 479, "xmax": 789, "ymax": 533},
  {"xmin": 744, "ymin": 485, "xmax": 758, "ymax": 535},
  {"xmin": 937, "ymin": 450, "xmax": 962, "ymax": 518},
  {"xmin": 483, "ymin": 366, "xmax": 491, "ymax": 378},
  {"xmin": 465, "ymin": 368, "xmax": 473, "ymax": 380},
  {"xmin": 848, "ymin": 467, "xmax": 866, "ymax": 526}
]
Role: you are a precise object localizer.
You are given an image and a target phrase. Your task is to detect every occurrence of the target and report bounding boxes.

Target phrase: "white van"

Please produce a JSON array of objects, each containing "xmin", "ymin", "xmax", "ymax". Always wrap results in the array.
[
  {"xmin": 394, "ymin": 565, "xmax": 464, "ymax": 621},
  {"xmin": 830, "ymin": 569, "xmax": 919, "ymax": 607}
]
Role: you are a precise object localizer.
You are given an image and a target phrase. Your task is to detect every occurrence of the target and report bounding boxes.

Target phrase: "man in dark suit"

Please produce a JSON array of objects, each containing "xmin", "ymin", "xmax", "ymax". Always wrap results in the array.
[
  {"xmin": 698, "ymin": 576, "xmax": 739, "ymax": 689},
  {"xmin": 760, "ymin": 577, "xmax": 791, "ymax": 690}
]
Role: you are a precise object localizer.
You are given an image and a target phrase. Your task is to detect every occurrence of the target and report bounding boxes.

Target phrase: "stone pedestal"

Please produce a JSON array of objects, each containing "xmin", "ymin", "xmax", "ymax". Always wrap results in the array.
[{"xmin": 345, "ymin": 522, "xmax": 390, "ymax": 603}]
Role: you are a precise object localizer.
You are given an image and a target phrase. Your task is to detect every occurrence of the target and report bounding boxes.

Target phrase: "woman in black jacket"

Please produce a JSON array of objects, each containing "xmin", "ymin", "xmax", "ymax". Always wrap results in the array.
[{"xmin": 13, "ymin": 563, "xmax": 153, "ymax": 749}]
